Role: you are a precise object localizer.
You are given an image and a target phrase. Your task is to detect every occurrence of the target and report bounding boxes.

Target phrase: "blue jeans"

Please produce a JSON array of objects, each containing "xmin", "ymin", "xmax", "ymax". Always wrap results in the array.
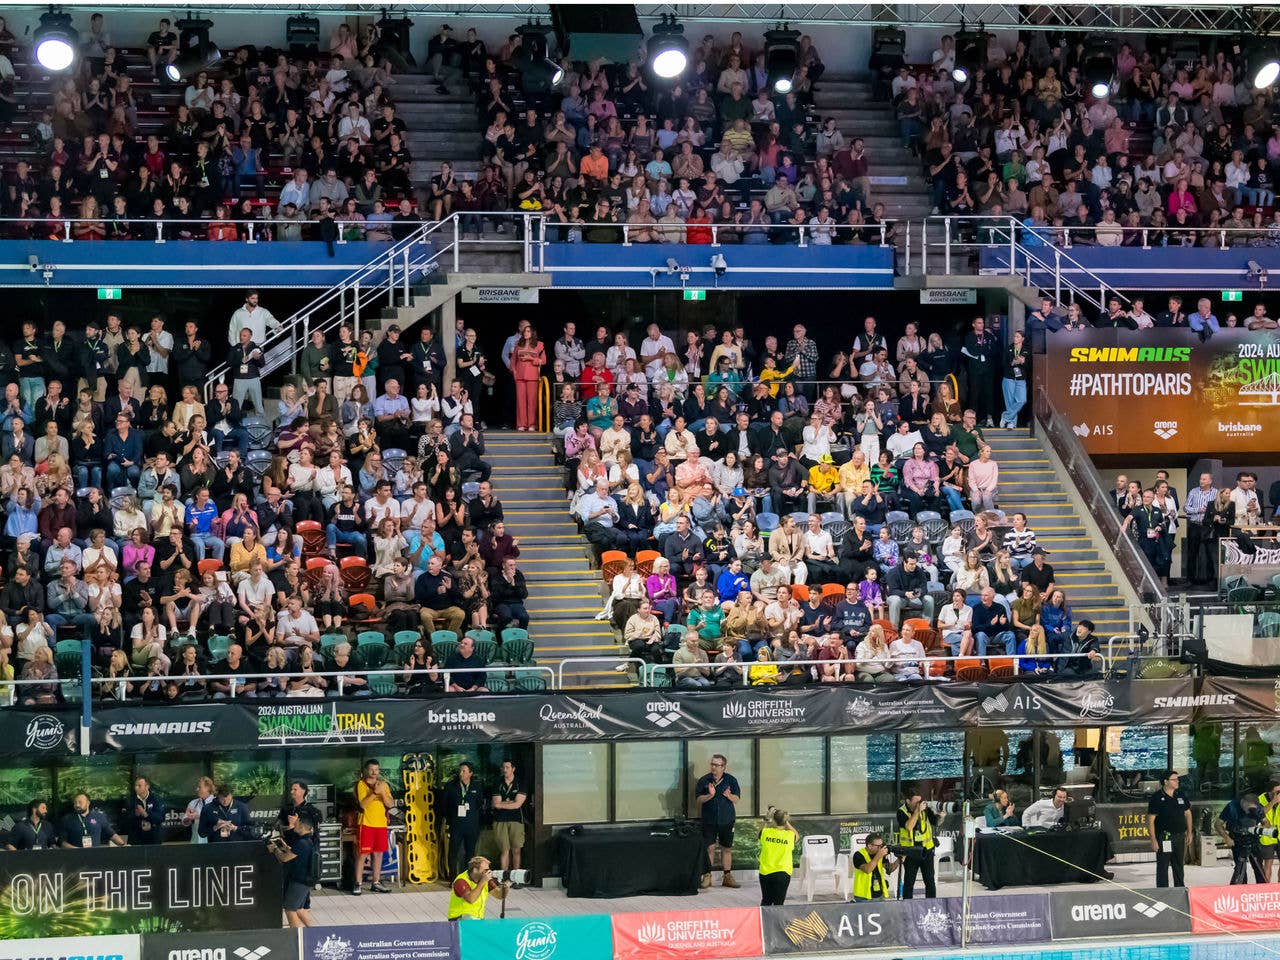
[
  {"xmin": 1001, "ymin": 377, "xmax": 1026, "ymax": 427},
  {"xmin": 213, "ymin": 427, "xmax": 250, "ymax": 456},
  {"xmin": 75, "ymin": 464, "xmax": 103, "ymax": 489},
  {"xmin": 942, "ymin": 487, "xmax": 964, "ymax": 513},
  {"xmin": 975, "ymin": 629, "xmax": 1015, "ymax": 656},
  {"xmin": 189, "ymin": 533, "xmax": 225, "ymax": 561},
  {"xmin": 106, "ymin": 462, "xmax": 141, "ymax": 488},
  {"xmin": 676, "ymin": 675, "xmax": 713, "ymax": 688},
  {"xmin": 1009, "ymin": 555, "xmax": 1033, "ymax": 573},
  {"xmin": 19, "ymin": 377, "xmax": 43, "ymax": 410},
  {"xmin": 46, "ymin": 612, "xmax": 97, "ymax": 639},
  {"xmin": 496, "ymin": 602, "xmax": 530, "ymax": 628},
  {"xmin": 327, "ymin": 526, "xmax": 368, "ymax": 555}
]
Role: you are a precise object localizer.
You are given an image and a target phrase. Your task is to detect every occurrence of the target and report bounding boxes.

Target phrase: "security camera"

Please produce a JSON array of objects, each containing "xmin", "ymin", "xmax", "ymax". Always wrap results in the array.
[
  {"xmin": 26, "ymin": 255, "xmax": 38, "ymax": 272},
  {"xmin": 1248, "ymin": 260, "xmax": 1265, "ymax": 278},
  {"xmin": 665, "ymin": 258, "xmax": 679, "ymax": 276},
  {"xmin": 710, "ymin": 253, "xmax": 727, "ymax": 277}
]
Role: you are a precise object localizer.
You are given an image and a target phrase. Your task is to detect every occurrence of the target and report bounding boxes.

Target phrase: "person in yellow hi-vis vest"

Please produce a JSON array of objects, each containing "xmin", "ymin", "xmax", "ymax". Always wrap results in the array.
[
  {"xmin": 851, "ymin": 832, "xmax": 900, "ymax": 902},
  {"xmin": 447, "ymin": 856, "xmax": 509, "ymax": 921},
  {"xmin": 757, "ymin": 807, "xmax": 800, "ymax": 905},
  {"xmin": 896, "ymin": 790, "xmax": 938, "ymax": 898},
  {"xmin": 1258, "ymin": 784, "xmax": 1280, "ymax": 882}
]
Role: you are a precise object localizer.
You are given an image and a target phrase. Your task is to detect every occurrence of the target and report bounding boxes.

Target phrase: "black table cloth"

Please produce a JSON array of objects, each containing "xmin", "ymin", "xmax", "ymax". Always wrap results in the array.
[
  {"xmin": 559, "ymin": 824, "xmax": 704, "ymax": 898},
  {"xmin": 972, "ymin": 828, "xmax": 1112, "ymax": 890}
]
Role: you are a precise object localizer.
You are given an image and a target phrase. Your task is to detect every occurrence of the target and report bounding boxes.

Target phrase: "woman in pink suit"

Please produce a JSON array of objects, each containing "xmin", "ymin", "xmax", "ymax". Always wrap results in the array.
[{"xmin": 510, "ymin": 325, "xmax": 546, "ymax": 431}]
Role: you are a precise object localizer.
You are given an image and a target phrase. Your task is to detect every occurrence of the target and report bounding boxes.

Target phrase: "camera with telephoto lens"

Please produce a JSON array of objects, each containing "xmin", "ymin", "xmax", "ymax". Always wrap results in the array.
[{"xmin": 885, "ymin": 843, "xmax": 916, "ymax": 859}]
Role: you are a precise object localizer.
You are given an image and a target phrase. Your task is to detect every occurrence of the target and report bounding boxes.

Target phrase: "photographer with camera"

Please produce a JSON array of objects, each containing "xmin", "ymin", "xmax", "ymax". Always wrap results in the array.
[
  {"xmin": 851, "ymin": 832, "xmax": 901, "ymax": 902},
  {"xmin": 1215, "ymin": 791, "xmax": 1270, "ymax": 885},
  {"xmin": 757, "ymin": 807, "xmax": 800, "ymax": 906},
  {"xmin": 1146, "ymin": 770, "xmax": 1193, "ymax": 888},
  {"xmin": 895, "ymin": 789, "xmax": 938, "ymax": 899},
  {"xmin": 268, "ymin": 818, "xmax": 317, "ymax": 928},
  {"xmin": 447, "ymin": 855, "xmax": 509, "ymax": 921}
]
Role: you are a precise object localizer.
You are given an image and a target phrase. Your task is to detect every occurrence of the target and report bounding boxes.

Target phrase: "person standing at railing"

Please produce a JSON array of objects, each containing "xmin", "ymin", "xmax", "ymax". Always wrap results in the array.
[{"xmin": 228, "ymin": 290, "xmax": 282, "ymax": 346}]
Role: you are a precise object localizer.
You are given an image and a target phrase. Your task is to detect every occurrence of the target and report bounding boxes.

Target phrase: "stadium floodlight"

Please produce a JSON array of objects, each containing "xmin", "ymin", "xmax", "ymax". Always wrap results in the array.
[
  {"xmin": 1247, "ymin": 41, "xmax": 1280, "ymax": 89},
  {"xmin": 648, "ymin": 14, "xmax": 688, "ymax": 79},
  {"xmin": 1083, "ymin": 36, "xmax": 1115, "ymax": 99},
  {"xmin": 952, "ymin": 23, "xmax": 988, "ymax": 85},
  {"xmin": 165, "ymin": 16, "xmax": 221, "ymax": 82},
  {"xmin": 765, "ymin": 24, "xmax": 800, "ymax": 94},
  {"xmin": 548, "ymin": 58, "xmax": 564, "ymax": 85},
  {"xmin": 34, "ymin": 9, "xmax": 78, "ymax": 72}
]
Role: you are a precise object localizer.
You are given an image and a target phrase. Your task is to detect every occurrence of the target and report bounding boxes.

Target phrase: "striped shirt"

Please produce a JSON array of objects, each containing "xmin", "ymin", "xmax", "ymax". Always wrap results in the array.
[
  {"xmin": 1184, "ymin": 486, "xmax": 1215, "ymax": 524},
  {"xmin": 1003, "ymin": 527, "xmax": 1037, "ymax": 560}
]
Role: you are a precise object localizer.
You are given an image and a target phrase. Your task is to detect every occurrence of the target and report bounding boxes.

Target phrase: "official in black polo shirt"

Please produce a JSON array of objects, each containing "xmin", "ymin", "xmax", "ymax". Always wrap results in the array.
[
  {"xmin": 278, "ymin": 780, "xmax": 323, "ymax": 846},
  {"xmin": 7, "ymin": 799, "xmax": 57, "ymax": 850},
  {"xmin": 199, "ymin": 784, "xmax": 254, "ymax": 842},
  {"xmin": 123, "ymin": 775, "xmax": 166, "ymax": 845},
  {"xmin": 61, "ymin": 793, "xmax": 126, "ymax": 847},
  {"xmin": 1147, "ymin": 770, "xmax": 1193, "ymax": 887},
  {"xmin": 443, "ymin": 761, "xmax": 484, "ymax": 878}
]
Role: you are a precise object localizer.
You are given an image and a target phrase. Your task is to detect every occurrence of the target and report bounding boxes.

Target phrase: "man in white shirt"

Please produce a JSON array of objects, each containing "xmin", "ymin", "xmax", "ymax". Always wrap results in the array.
[
  {"xmin": 931, "ymin": 35, "xmax": 956, "ymax": 74},
  {"xmin": 275, "ymin": 596, "xmax": 319, "ymax": 648},
  {"xmin": 236, "ymin": 561, "xmax": 274, "ymax": 621},
  {"xmin": 639, "ymin": 324, "xmax": 676, "ymax": 379},
  {"xmin": 886, "ymin": 421, "xmax": 923, "ymax": 460},
  {"xmin": 1230, "ymin": 472, "xmax": 1262, "ymax": 525},
  {"xmin": 1022, "ymin": 787, "xmax": 1069, "ymax": 828},
  {"xmin": 144, "ymin": 315, "xmax": 173, "ymax": 378},
  {"xmin": 1128, "ymin": 297, "xmax": 1155, "ymax": 329},
  {"xmin": 337, "ymin": 103, "xmax": 371, "ymax": 144},
  {"xmin": 400, "ymin": 484, "xmax": 436, "ymax": 530},
  {"xmin": 227, "ymin": 291, "xmax": 282, "ymax": 345},
  {"xmin": 278, "ymin": 169, "xmax": 310, "ymax": 210},
  {"xmin": 364, "ymin": 482, "xmax": 400, "ymax": 528}
]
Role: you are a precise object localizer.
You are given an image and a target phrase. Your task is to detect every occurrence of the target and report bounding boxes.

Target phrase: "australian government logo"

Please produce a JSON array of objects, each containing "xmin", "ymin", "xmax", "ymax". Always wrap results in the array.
[
  {"xmin": 312, "ymin": 935, "xmax": 354, "ymax": 960},
  {"xmin": 257, "ymin": 702, "xmax": 387, "ymax": 745},
  {"xmin": 721, "ymin": 697, "xmax": 806, "ymax": 725}
]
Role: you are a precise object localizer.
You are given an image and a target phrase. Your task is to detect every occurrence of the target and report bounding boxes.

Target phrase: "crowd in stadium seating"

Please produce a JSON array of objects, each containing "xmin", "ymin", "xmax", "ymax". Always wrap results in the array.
[
  {"xmin": 0, "ymin": 13, "xmax": 423, "ymax": 241},
  {"xmin": 0, "ymin": 296, "xmax": 545, "ymax": 706},
  {"xmin": 902, "ymin": 33, "xmax": 1280, "ymax": 247},
  {"xmin": 551, "ymin": 313, "xmax": 1123, "ymax": 686}
]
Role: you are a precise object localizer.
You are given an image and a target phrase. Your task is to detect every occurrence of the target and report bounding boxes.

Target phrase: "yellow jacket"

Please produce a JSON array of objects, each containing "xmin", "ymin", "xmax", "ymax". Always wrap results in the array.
[{"xmin": 808, "ymin": 464, "xmax": 839, "ymax": 493}]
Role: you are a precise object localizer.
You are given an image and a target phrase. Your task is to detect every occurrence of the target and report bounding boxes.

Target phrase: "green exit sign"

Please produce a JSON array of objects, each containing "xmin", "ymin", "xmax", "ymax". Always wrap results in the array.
[
  {"xmin": 97, "ymin": 288, "xmax": 122, "ymax": 300},
  {"xmin": 1222, "ymin": 290, "xmax": 1243, "ymax": 302},
  {"xmin": 683, "ymin": 289, "xmax": 706, "ymax": 301}
]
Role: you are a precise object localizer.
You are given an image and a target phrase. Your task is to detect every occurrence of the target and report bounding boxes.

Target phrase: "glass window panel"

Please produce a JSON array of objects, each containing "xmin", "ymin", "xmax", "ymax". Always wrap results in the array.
[
  {"xmin": 0, "ymin": 762, "xmax": 54, "ymax": 827},
  {"xmin": 288, "ymin": 748, "xmax": 365, "ymax": 801},
  {"xmin": 615, "ymin": 741, "xmax": 683, "ymax": 821},
  {"xmin": 687, "ymin": 739, "xmax": 754, "ymax": 817},
  {"xmin": 1053, "ymin": 728, "xmax": 1104, "ymax": 799},
  {"xmin": 1172, "ymin": 722, "xmax": 1235, "ymax": 800},
  {"xmin": 1106, "ymin": 727, "xmax": 1169, "ymax": 801},
  {"xmin": 543, "ymin": 744, "xmax": 609, "ymax": 824},
  {"xmin": 1238, "ymin": 723, "xmax": 1280, "ymax": 795},
  {"xmin": 965, "ymin": 728, "xmax": 1035, "ymax": 805},
  {"xmin": 830, "ymin": 734, "xmax": 897, "ymax": 814},
  {"xmin": 759, "ymin": 737, "xmax": 824, "ymax": 815},
  {"xmin": 899, "ymin": 732, "xmax": 963, "ymax": 803}
]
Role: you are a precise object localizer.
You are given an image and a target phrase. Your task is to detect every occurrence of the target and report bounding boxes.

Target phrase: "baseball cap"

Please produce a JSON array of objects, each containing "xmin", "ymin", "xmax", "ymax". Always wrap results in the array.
[
  {"xmin": 819, "ymin": 453, "xmax": 834, "ymax": 464},
  {"xmin": 732, "ymin": 486, "xmax": 746, "ymax": 497}
]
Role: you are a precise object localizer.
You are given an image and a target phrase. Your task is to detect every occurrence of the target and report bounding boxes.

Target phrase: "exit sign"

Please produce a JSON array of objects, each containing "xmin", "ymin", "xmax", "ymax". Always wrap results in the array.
[
  {"xmin": 1222, "ymin": 290, "xmax": 1243, "ymax": 301},
  {"xmin": 97, "ymin": 288, "xmax": 122, "ymax": 300},
  {"xmin": 683, "ymin": 289, "xmax": 706, "ymax": 301}
]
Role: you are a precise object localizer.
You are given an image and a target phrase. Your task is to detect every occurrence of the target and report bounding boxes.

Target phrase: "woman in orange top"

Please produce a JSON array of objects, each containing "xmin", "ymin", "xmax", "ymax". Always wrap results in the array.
[{"xmin": 510, "ymin": 324, "xmax": 546, "ymax": 431}]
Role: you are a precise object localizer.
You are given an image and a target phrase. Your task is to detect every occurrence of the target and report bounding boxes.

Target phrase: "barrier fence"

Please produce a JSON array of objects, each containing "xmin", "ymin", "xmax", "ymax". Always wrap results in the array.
[{"xmin": 24, "ymin": 882, "xmax": 1280, "ymax": 960}]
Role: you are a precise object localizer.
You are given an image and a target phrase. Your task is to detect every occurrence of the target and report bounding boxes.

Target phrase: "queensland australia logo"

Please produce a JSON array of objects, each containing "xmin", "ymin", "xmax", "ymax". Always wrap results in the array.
[
  {"xmin": 1079, "ymin": 690, "xmax": 1116, "ymax": 720},
  {"xmin": 24, "ymin": 715, "xmax": 66, "ymax": 750},
  {"xmin": 645, "ymin": 700, "xmax": 682, "ymax": 728},
  {"xmin": 537, "ymin": 702, "xmax": 605, "ymax": 731},
  {"xmin": 721, "ymin": 698, "xmax": 806, "ymax": 724},
  {"xmin": 514, "ymin": 921, "xmax": 559, "ymax": 960},
  {"xmin": 312, "ymin": 935, "xmax": 354, "ymax": 960}
]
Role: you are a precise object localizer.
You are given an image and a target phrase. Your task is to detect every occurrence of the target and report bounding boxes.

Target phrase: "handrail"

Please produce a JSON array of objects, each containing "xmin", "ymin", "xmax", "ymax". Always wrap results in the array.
[
  {"xmin": 541, "ymin": 217, "xmax": 903, "ymax": 247},
  {"xmin": 925, "ymin": 215, "xmax": 1129, "ymax": 311},
  {"xmin": 1032, "ymin": 381, "xmax": 1166, "ymax": 607},
  {"xmin": 556, "ymin": 657, "xmax": 647, "ymax": 688},
  {"xmin": 202, "ymin": 219, "xmax": 450, "ymax": 398},
  {"xmin": 645, "ymin": 647, "xmax": 1151, "ymax": 687}
]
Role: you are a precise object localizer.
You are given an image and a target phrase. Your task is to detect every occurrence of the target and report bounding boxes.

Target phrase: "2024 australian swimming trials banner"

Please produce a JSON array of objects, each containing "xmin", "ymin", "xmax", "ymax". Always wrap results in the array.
[{"xmin": 25, "ymin": 678, "xmax": 1199, "ymax": 754}]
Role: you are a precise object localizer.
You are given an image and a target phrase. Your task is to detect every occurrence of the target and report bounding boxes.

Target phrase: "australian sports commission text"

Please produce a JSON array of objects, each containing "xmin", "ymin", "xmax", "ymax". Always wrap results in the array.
[{"xmin": 1067, "ymin": 373, "xmax": 1193, "ymax": 396}]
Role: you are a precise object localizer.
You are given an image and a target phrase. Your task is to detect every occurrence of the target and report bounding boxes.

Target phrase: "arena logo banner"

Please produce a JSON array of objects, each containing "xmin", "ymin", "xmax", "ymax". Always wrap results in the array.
[
  {"xmin": 303, "ymin": 923, "xmax": 458, "ymax": 960},
  {"xmin": 458, "ymin": 914, "xmax": 611, "ymax": 960},
  {"xmin": 1188, "ymin": 884, "xmax": 1280, "ymax": 933},
  {"xmin": 611, "ymin": 907, "xmax": 763, "ymax": 960},
  {"xmin": 761, "ymin": 902, "xmax": 908, "ymax": 955},
  {"xmin": 1049, "ymin": 888, "xmax": 1191, "ymax": 940},
  {"xmin": 0, "ymin": 841, "xmax": 282, "ymax": 936},
  {"xmin": 142, "ymin": 929, "xmax": 299, "ymax": 960},
  {"xmin": 903, "ymin": 895, "xmax": 1051, "ymax": 947},
  {"xmin": 1041, "ymin": 329, "xmax": 1278, "ymax": 454},
  {"xmin": 0, "ymin": 934, "xmax": 140, "ymax": 960}
]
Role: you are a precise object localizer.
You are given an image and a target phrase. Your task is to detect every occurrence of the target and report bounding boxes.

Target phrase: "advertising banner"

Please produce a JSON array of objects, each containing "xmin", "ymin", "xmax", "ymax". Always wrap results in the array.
[
  {"xmin": 611, "ymin": 907, "xmax": 763, "ymax": 960},
  {"xmin": 1049, "ymin": 888, "xmax": 1192, "ymax": 940},
  {"xmin": 143, "ymin": 929, "xmax": 299, "ymax": 960},
  {"xmin": 1192, "ymin": 677, "xmax": 1280, "ymax": 721},
  {"xmin": 1040, "ymin": 329, "xmax": 1278, "ymax": 454},
  {"xmin": 1, "ymin": 709, "xmax": 80, "ymax": 757},
  {"xmin": 459, "ymin": 914, "xmax": 611, "ymax": 960},
  {"xmin": 0, "ymin": 935, "xmax": 140, "ymax": 960},
  {"xmin": 1189, "ymin": 884, "xmax": 1280, "ymax": 934},
  {"xmin": 902, "ymin": 895, "xmax": 1052, "ymax": 948},
  {"xmin": 303, "ymin": 923, "xmax": 458, "ymax": 960},
  {"xmin": 1096, "ymin": 804, "xmax": 1155, "ymax": 855},
  {"xmin": 89, "ymin": 679, "xmax": 1198, "ymax": 754},
  {"xmin": 0, "ymin": 841, "xmax": 282, "ymax": 936},
  {"xmin": 1220, "ymin": 536, "xmax": 1280, "ymax": 591},
  {"xmin": 761, "ymin": 902, "xmax": 908, "ymax": 955}
]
